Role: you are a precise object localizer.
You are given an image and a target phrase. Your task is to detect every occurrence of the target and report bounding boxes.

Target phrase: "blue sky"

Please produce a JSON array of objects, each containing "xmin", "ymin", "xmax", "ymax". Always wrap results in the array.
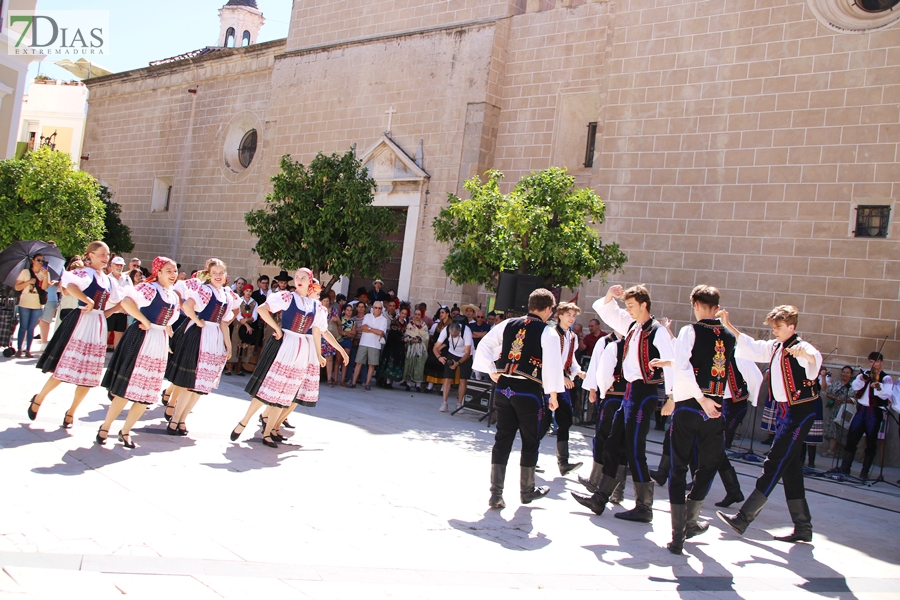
[{"xmin": 28, "ymin": 0, "xmax": 290, "ymax": 85}]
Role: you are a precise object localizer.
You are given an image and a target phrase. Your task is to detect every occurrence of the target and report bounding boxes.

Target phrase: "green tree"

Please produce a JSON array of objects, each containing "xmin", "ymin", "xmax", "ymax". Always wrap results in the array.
[
  {"xmin": 245, "ymin": 150, "xmax": 398, "ymax": 292},
  {"xmin": 99, "ymin": 186, "xmax": 134, "ymax": 255},
  {"xmin": 433, "ymin": 168, "xmax": 627, "ymax": 291},
  {"xmin": 0, "ymin": 146, "xmax": 105, "ymax": 257}
]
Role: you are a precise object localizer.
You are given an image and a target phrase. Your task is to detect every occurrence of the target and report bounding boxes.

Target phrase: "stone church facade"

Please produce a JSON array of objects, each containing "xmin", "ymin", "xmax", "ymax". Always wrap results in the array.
[{"xmin": 81, "ymin": 0, "xmax": 900, "ymax": 370}]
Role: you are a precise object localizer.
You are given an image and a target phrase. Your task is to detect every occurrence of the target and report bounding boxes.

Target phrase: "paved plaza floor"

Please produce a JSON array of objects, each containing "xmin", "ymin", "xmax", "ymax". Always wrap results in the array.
[{"xmin": 0, "ymin": 353, "xmax": 898, "ymax": 599}]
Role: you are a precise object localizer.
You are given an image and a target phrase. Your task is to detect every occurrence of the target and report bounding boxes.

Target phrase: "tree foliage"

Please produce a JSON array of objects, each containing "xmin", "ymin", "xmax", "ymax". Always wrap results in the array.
[
  {"xmin": 101, "ymin": 185, "xmax": 134, "ymax": 255},
  {"xmin": 245, "ymin": 150, "xmax": 398, "ymax": 292},
  {"xmin": 0, "ymin": 146, "xmax": 105, "ymax": 257},
  {"xmin": 433, "ymin": 168, "xmax": 627, "ymax": 292}
]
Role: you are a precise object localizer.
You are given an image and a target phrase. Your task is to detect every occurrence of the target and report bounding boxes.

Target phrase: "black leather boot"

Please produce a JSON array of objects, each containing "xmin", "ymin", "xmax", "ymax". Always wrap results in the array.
[
  {"xmin": 714, "ymin": 465, "xmax": 745, "ymax": 507},
  {"xmin": 773, "ymin": 498, "xmax": 812, "ymax": 543},
  {"xmin": 489, "ymin": 464, "xmax": 506, "ymax": 509},
  {"xmin": 615, "ymin": 481, "xmax": 654, "ymax": 523},
  {"xmin": 557, "ymin": 441, "xmax": 583, "ymax": 476},
  {"xmin": 860, "ymin": 454, "xmax": 875, "ymax": 482},
  {"xmin": 610, "ymin": 465, "xmax": 627, "ymax": 504},
  {"xmin": 685, "ymin": 499, "xmax": 709, "ymax": 539},
  {"xmin": 571, "ymin": 474, "xmax": 618, "ymax": 515},
  {"xmin": 716, "ymin": 489, "xmax": 767, "ymax": 535},
  {"xmin": 520, "ymin": 466, "xmax": 549, "ymax": 504},
  {"xmin": 667, "ymin": 503, "xmax": 687, "ymax": 554},
  {"xmin": 650, "ymin": 454, "xmax": 670, "ymax": 486},
  {"xmin": 578, "ymin": 461, "xmax": 604, "ymax": 493}
]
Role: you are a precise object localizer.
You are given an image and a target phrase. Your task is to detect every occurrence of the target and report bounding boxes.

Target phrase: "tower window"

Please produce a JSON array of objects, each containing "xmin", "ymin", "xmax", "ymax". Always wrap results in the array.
[
  {"xmin": 583, "ymin": 122, "xmax": 598, "ymax": 168},
  {"xmin": 854, "ymin": 205, "xmax": 891, "ymax": 238},
  {"xmin": 225, "ymin": 27, "xmax": 235, "ymax": 47},
  {"xmin": 242, "ymin": 31, "xmax": 251, "ymax": 46},
  {"xmin": 239, "ymin": 129, "xmax": 257, "ymax": 168},
  {"xmin": 858, "ymin": 0, "xmax": 900, "ymax": 12}
]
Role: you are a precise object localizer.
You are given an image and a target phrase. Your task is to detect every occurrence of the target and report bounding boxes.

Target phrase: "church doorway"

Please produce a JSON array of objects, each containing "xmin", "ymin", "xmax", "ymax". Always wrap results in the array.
[{"xmin": 348, "ymin": 208, "xmax": 407, "ymax": 301}]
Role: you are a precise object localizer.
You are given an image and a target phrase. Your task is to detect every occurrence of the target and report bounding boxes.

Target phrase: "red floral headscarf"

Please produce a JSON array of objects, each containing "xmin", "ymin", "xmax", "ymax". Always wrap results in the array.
[{"xmin": 146, "ymin": 256, "xmax": 176, "ymax": 283}]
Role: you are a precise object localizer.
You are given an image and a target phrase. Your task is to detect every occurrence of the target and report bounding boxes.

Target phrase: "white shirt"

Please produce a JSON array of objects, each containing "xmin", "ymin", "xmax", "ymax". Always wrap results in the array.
[
  {"xmin": 437, "ymin": 326, "xmax": 473, "ymax": 358},
  {"xmin": 735, "ymin": 334, "xmax": 821, "ymax": 404},
  {"xmin": 851, "ymin": 373, "xmax": 894, "ymax": 407},
  {"xmin": 558, "ymin": 328, "xmax": 583, "ymax": 379},
  {"xmin": 473, "ymin": 317, "xmax": 566, "ymax": 395},
  {"xmin": 593, "ymin": 298, "xmax": 675, "ymax": 395},
  {"xmin": 359, "ymin": 313, "xmax": 389, "ymax": 349},
  {"xmin": 673, "ymin": 324, "xmax": 763, "ymax": 406}
]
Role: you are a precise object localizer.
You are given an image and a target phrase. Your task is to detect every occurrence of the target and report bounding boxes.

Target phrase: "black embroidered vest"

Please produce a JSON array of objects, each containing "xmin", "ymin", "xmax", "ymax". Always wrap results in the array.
[
  {"xmin": 771, "ymin": 334, "xmax": 818, "ymax": 406},
  {"xmin": 856, "ymin": 369, "xmax": 890, "ymax": 407},
  {"xmin": 691, "ymin": 319, "xmax": 748, "ymax": 401},
  {"xmin": 495, "ymin": 314, "xmax": 547, "ymax": 384},
  {"xmin": 608, "ymin": 336, "xmax": 627, "ymax": 397},
  {"xmin": 622, "ymin": 318, "xmax": 664, "ymax": 384}
]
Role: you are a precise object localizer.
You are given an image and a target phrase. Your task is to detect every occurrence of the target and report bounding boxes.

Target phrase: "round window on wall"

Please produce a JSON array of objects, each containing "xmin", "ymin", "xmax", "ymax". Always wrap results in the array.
[
  {"xmin": 858, "ymin": 0, "xmax": 900, "ymax": 12},
  {"xmin": 239, "ymin": 129, "xmax": 257, "ymax": 168}
]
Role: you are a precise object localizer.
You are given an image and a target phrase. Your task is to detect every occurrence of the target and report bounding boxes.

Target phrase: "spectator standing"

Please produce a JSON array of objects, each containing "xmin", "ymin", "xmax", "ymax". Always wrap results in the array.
[
  {"xmin": 14, "ymin": 254, "xmax": 50, "ymax": 358},
  {"xmin": 433, "ymin": 321, "xmax": 474, "ymax": 412},
  {"xmin": 417, "ymin": 303, "xmax": 433, "ymax": 327},
  {"xmin": 335, "ymin": 303, "xmax": 357, "ymax": 385},
  {"xmin": 368, "ymin": 279, "xmax": 389, "ymax": 303},
  {"xmin": 350, "ymin": 301, "xmax": 389, "ymax": 390},
  {"xmin": 38, "ymin": 270, "xmax": 60, "ymax": 352},
  {"xmin": 582, "ymin": 318, "xmax": 605, "ymax": 356},
  {"xmin": 56, "ymin": 258, "xmax": 85, "ymax": 330},
  {"xmin": 822, "ymin": 366, "xmax": 854, "ymax": 457},
  {"xmin": 377, "ymin": 306, "xmax": 409, "ymax": 387},
  {"xmin": 225, "ymin": 284, "xmax": 258, "ymax": 376},
  {"xmin": 469, "ymin": 310, "xmax": 490, "ymax": 348},
  {"xmin": 402, "ymin": 311, "xmax": 430, "ymax": 391},
  {"xmin": 106, "ymin": 256, "xmax": 132, "ymax": 351},
  {"xmin": 424, "ymin": 307, "xmax": 454, "ymax": 393}
]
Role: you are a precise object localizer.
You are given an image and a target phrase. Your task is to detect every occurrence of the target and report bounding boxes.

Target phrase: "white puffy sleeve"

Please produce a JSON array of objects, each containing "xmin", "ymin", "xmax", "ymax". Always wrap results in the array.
[
  {"xmin": 473, "ymin": 319, "xmax": 507, "ymax": 375},
  {"xmin": 312, "ymin": 299, "xmax": 328, "ymax": 331},
  {"xmin": 584, "ymin": 337, "xmax": 608, "ymax": 391},
  {"xmin": 124, "ymin": 282, "xmax": 158, "ymax": 309},
  {"xmin": 263, "ymin": 291, "xmax": 293, "ymax": 314},
  {"xmin": 61, "ymin": 269, "xmax": 94, "ymax": 292},
  {"xmin": 181, "ymin": 278, "xmax": 210, "ymax": 311}
]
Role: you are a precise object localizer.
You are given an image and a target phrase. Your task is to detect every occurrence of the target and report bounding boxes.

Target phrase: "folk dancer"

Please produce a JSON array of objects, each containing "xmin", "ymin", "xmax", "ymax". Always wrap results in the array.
[
  {"xmin": 97, "ymin": 257, "xmax": 180, "ymax": 449},
  {"xmin": 579, "ymin": 331, "xmax": 627, "ymax": 503},
  {"xmin": 717, "ymin": 305, "xmax": 822, "ymax": 543},
  {"xmin": 230, "ymin": 269, "xmax": 325, "ymax": 448},
  {"xmin": 664, "ymin": 285, "xmax": 761, "ymax": 554},
  {"xmin": 571, "ymin": 285, "xmax": 674, "ymax": 522},
  {"xmin": 473, "ymin": 289, "xmax": 565, "ymax": 509},
  {"xmin": 541, "ymin": 301, "xmax": 586, "ymax": 475},
  {"xmin": 165, "ymin": 259, "xmax": 239, "ymax": 436},
  {"xmin": 30, "ymin": 242, "xmax": 124, "ymax": 428},
  {"xmin": 835, "ymin": 352, "xmax": 893, "ymax": 481}
]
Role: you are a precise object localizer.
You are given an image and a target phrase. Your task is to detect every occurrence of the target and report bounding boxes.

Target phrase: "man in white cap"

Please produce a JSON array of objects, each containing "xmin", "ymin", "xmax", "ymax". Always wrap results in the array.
[{"xmin": 106, "ymin": 256, "xmax": 132, "ymax": 350}]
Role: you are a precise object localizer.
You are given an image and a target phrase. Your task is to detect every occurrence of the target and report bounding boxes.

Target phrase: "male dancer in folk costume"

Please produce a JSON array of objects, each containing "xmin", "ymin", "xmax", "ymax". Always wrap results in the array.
[
  {"xmin": 473, "ymin": 289, "xmax": 565, "ymax": 509},
  {"xmin": 578, "ymin": 331, "xmax": 627, "ymax": 504},
  {"xmin": 572, "ymin": 285, "xmax": 674, "ymax": 523},
  {"xmin": 717, "ymin": 305, "xmax": 822, "ymax": 543},
  {"xmin": 543, "ymin": 301, "xmax": 587, "ymax": 476},
  {"xmin": 834, "ymin": 352, "xmax": 893, "ymax": 482},
  {"xmin": 664, "ymin": 285, "xmax": 762, "ymax": 554}
]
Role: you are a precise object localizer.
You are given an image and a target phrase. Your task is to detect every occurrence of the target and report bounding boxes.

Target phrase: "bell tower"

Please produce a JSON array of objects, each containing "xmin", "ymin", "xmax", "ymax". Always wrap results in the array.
[{"xmin": 217, "ymin": 0, "xmax": 265, "ymax": 48}]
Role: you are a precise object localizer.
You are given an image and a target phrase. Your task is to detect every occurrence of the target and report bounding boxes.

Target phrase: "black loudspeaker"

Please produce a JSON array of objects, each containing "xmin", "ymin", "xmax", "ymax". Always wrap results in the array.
[
  {"xmin": 514, "ymin": 275, "xmax": 544, "ymax": 312},
  {"xmin": 495, "ymin": 272, "xmax": 518, "ymax": 312}
]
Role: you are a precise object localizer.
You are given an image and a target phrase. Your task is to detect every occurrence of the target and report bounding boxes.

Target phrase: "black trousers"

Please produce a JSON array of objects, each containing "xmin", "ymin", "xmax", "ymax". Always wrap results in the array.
[
  {"xmin": 669, "ymin": 399, "xmax": 725, "ymax": 505},
  {"xmin": 755, "ymin": 400, "xmax": 817, "ymax": 500},
  {"xmin": 844, "ymin": 405, "xmax": 883, "ymax": 463},
  {"xmin": 539, "ymin": 389, "xmax": 574, "ymax": 442},
  {"xmin": 592, "ymin": 395, "xmax": 624, "ymax": 463},
  {"xmin": 491, "ymin": 376, "xmax": 547, "ymax": 468},
  {"xmin": 601, "ymin": 380, "xmax": 658, "ymax": 482},
  {"xmin": 718, "ymin": 397, "xmax": 747, "ymax": 478}
]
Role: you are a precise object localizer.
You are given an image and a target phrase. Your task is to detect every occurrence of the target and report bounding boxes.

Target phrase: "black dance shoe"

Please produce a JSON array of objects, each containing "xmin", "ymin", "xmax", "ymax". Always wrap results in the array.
[
  {"xmin": 118, "ymin": 430, "xmax": 136, "ymax": 449},
  {"xmin": 95, "ymin": 427, "xmax": 109, "ymax": 445},
  {"xmin": 262, "ymin": 436, "xmax": 278, "ymax": 448},
  {"xmin": 230, "ymin": 422, "xmax": 246, "ymax": 442},
  {"xmin": 61, "ymin": 412, "xmax": 75, "ymax": 429},
  {"xmin": 27, "ymin": 395, "xmax": 40, "ymax": 421}
]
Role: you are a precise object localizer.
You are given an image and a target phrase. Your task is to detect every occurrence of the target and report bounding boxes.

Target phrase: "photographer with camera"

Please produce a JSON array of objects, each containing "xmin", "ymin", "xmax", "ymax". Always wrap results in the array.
[{"xmin": 433, "ymin": 322, "xmax": 473, "ymax": 413}]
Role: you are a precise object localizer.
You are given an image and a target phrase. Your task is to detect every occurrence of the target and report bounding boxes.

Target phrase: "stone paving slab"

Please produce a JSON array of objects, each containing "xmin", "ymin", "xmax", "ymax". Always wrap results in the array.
[{"xmin": 0, "ymin": 353, "xmax": 898, "ymax": 598}]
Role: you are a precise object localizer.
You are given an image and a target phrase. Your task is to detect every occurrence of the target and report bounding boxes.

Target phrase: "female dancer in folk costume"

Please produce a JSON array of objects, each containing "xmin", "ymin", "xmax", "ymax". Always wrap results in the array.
[
  {"xmin": 165, "ymin": 259, "xmax": 239, "ymax": 436},
  {"xmin": 97, "ymin": 257, "xmax": 181, "ymax": 448},
  {"xmin": 265, "ymin": 278, "xmax": 347, "ymax": 438},
  {"xmin": 231, "ymin": 270, "xmax": 343, "ymax": 448},
  {"xmin": 29, "ymin": 242, "xmax": 124, "ymax": 428}
]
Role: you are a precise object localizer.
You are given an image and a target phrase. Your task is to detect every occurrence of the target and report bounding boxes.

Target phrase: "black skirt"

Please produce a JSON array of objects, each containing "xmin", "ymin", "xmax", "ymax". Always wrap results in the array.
[
  {"xmin": 36, "ymin": 308, "xmax": 81, "ymax": 374},
  {"xmin": 244, "ymin": 335, "xmax": 283, "ymax": 401},
  {"xmin": 101, "ymin": 322, "xmax": 147, "ymax": 400},
  {"xmin": 165, "ymin": 323, "xmax": 202, "ymax": 389}
]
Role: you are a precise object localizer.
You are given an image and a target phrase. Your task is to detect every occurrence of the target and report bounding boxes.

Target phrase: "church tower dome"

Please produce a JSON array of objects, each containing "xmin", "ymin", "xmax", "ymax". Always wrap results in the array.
[{"xmin": 218, "ymin": 0, "xmax": 265, "ymax": 48}]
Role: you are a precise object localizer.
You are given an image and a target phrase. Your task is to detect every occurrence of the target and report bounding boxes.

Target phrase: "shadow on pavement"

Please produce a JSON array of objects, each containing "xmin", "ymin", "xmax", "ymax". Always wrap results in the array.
[
  {"xmin": 0, "ymin": 423, "xmax": 71, "ymax": 451},
  {"xmin": 448, "ymin": 506, "xmax": 551, "ymax": 551}
]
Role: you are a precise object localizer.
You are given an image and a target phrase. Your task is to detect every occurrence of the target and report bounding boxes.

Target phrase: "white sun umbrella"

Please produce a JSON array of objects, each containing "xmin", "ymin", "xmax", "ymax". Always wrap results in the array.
[{"xmin": 54, "ymin": 58, "xmax": 113, "ymax": 80}]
